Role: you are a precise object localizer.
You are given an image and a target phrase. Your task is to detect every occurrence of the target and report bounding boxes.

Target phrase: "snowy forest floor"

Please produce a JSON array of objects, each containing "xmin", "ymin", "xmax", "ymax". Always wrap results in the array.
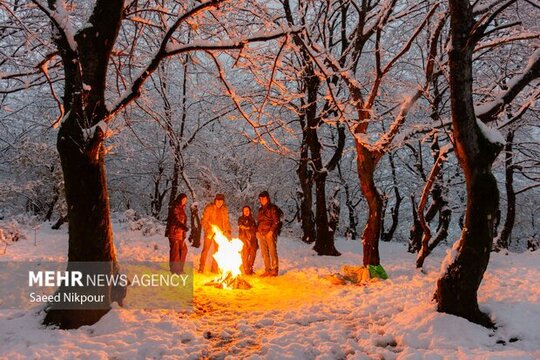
[{"xmin": 1, "ymin": 222, "xmax": 539, "ymax": 359}]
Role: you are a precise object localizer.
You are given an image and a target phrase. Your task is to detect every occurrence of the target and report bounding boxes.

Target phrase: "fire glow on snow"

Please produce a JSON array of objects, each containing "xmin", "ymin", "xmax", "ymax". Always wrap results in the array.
[{"xmin": 1, "ymin": 224, "xmax": 540, "ymax": 358}]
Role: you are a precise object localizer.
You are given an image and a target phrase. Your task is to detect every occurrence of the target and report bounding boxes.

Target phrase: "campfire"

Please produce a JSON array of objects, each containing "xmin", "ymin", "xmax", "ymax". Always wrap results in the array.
[{"xmin": 205, "ymin": 225, "xmax": 251, "ymax": 289}]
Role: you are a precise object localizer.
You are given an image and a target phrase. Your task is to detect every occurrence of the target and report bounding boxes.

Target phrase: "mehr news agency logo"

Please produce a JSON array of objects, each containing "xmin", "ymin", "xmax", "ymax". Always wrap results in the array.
[{"xmin": 28, "ymin": 270, "xmax": 190, "ymax": 305}]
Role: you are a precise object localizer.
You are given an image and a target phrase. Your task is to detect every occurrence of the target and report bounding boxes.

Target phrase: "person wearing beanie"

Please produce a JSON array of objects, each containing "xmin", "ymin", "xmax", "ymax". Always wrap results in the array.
[
  {"xmin": 165, "ymin": 193, "xmax": 189, "ymax": 274},
  {"xmin": 256, "ymin": 191, "xmax": 281, "ymax": 276},
  {"xmin": 199, "ymin": 193, "xmax": 231, "ymax": 273}
]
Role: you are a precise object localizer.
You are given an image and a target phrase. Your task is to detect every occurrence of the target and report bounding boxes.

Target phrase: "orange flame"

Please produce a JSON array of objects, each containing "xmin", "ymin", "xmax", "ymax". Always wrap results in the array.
[{"xmin": 211, "ymin": 225, "xmax": 244, "ymax": 286}]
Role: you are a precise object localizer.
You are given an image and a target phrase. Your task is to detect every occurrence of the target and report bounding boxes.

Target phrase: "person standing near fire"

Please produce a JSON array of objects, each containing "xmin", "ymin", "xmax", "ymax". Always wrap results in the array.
[
  {"xmin": 199, "ymin": 193, "xmax": 231, "ymax": 273},
  {"xmin": 165, "ymin": 193, "xmax": 189, "ymax": 274},
  {"xmin": 238, "ymin": 205, "xmax": 258, "ymax": 275},
  {"xmin": 256, "ymin": 191, "xmax": 281, "ymax": 277}
]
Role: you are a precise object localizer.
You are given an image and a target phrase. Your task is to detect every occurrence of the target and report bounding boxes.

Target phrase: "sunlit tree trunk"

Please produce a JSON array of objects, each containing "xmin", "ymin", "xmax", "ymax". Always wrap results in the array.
[{"xmin": 355, "ymin": 141, "xmax": 382, "ymax": 266}]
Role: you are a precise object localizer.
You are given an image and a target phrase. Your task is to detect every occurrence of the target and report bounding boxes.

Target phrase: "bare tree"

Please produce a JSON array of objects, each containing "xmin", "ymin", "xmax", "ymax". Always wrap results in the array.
[
  {"xmin": 435, "ymin": 0, "xmax": 540, "ymax": 327},
  {"xmin": 297, "ymin": 0, "xmax": 445, "ymax": 266}
]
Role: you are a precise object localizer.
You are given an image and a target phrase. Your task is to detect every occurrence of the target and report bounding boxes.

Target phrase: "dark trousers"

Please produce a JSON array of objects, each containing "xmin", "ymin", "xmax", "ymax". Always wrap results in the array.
[
  {"xmin": 241, "ymin": 239, "xmax": 257, "ymax": 274},
  {"xmin": 199, "ymin": 233, "xmax": 218, "ymax": 273},
  {"xmin": 169, "ymin": 236, "xmax": 187, "ymax": 274}
]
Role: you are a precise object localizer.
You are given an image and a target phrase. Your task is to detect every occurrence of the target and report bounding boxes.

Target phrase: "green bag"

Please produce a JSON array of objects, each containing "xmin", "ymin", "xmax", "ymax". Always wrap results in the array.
[{"xmin": 368, "ymin": 264, "xmax": 388, "ymax": 280}]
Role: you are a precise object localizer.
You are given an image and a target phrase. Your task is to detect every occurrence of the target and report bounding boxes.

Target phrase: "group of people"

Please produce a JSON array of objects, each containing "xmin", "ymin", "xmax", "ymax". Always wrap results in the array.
[{"xmin": 165, "ymin": 191, "xmax": 282, "ymax": 277}]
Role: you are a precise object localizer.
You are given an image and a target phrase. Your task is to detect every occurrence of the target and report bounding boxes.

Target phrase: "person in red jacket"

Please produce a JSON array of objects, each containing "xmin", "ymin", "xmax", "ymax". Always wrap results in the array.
[
  {"xmin": 256, "ymin": 191, "xmax": 280, "ymax": 277},
  {"xmin": 165, "ymin": 193, "xmax": 189, "ymax": 274}
]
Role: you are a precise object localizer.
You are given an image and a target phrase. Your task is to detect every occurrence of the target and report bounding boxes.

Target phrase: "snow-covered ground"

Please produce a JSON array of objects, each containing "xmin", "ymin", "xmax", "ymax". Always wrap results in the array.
[{"xmin": 1, "ymin": 222, "xmax": 539, "ymax": 359}]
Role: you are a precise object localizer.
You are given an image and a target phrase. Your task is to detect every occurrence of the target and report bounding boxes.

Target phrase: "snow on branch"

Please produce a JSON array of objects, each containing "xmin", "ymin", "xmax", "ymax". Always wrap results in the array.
[
  {"xmin": 105, "ymin": 0, "xmax": 299, "ymax": 124},
  {"xmin": 358, "ymin": 0, "xmax": 397, "ymax": 46},
  {"xmin": 366, "ymin": 3, "xmax": 440, "ymax": 109},
  {"xmin": 498, "ymin": 89, "xmax": 540, "ymax": 130},
  {"xmin": 472, "ymin": 0, "xmax": 511, "ymax": 16},
  {"xmin": 165, "ymin": 28, "xmax": 299, "ymax": 56},
  {"xmin": 300, "ymin": 3, "xmax": 443, "ymax": 151},
  {"xmin": 476, "ymin": 118, "xmax": 505, "ymax": 146},
  {"xmin": 374, "ymin": 90, "xmax": 424, "ymax": 150},
  {"xmin": 475, "ymin": 48, "xmax": 540, "ymax": 123},
  {"xmin": 474, "ymin": 32, "xmax": 540, "ymax": 53},
  {"xmin": 30, "ymin": 0, "xmax": 78, "ymax": 52},
  {"xmin": 0, "ymin": 56, "xmax": 56, "ymax": 81},
  {"xmin": 382, "ymin": 4, "xmax": 439, "ymax": 78},
  {"xmin": 375, "ymin": 10, "xmax": 446, "ymax": 148},
  {"xmin": 102, "ymin": 0, "xmax": 230, "ymax": 120},
  {"xmin": 207, "ymin": 52, "xmax": 289, "ymax": 156},
  {"xmin": 39, "ymin": 56, "xmax": 64, "ymax": 128},
  {"xmin": 83, "ymin": 120, "xmax": 113, "ymax": 142},
  {"xmin": 471, "ymin": 0, "xmax": 518, "ymax": 43}
]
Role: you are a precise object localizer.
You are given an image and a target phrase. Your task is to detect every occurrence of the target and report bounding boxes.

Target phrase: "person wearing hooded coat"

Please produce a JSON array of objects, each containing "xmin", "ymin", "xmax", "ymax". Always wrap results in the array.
[
  {"xmin": 165, "ymin": 193, "xmax": 189, "ymax": 274},
  {"xmin": 238, "ymin": 205, "xmax": 258, "ymax": 275}
]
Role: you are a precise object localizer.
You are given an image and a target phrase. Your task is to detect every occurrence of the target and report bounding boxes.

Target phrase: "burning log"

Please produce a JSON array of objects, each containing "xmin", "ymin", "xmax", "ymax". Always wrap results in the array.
[
  {"xmin": 205, "ymin": 273, "xmax": 252, "ymax": 289},
  {"xmin": 204, "ymin": 225, "xmax": 252, "ymax": 289}
]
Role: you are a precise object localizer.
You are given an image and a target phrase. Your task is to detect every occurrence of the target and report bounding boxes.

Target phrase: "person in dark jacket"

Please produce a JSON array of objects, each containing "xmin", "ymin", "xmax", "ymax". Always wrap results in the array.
[
  {"xmin": 165, "ymin": 193, "xmax": 189, "ymax": 274},
  {"xmin": 238, "ymin": 205, "xmax": 258, "ymax": 275},
  {"xmin": 256, "ymin": 191, "xmax": 280, "ymax": 276}
]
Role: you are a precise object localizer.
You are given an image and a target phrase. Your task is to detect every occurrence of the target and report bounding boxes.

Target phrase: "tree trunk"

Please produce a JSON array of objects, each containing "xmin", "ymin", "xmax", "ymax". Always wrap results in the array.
[
  {"xmin": 381, "ymin": 153, "xmax": 402, "ymax": 242},
  {"xmin": 328, "ymin": 186, "xmax": 341, "ymax": 236},
  {"xmin": 429, "ymin": 207, "xmax": 451, "ymax": 251},
  {"xmin": 283, "ymin": 0, "xmax": 317, "ymax": 246},
  {"xmin": 435, "ymin": 0, "xmax": 502, "ymax": 327},
  {"xmin": 344, "ymin": 187, "xmax": 358, "ymax": 240},
  {"xmin": 189, "ymin": 203, "xmax": 201, "ymax": 248},
  {"xmin": 151, "ymin": 164, "xmax": 168, "ymax": 218},
  {"xmin": 167, "ymin": 146, "xmax": 181, "ymax": 225},
  {"xmin": 42, "ymin": 0, "xmax": 126, "ymax": 329},
  {"xmin": 416, "ymin": 203, "xmax": 451, "ymax": 268},
  {"xmin": 312, "ymin": 170, "xmax": 340, "ymax": 256},
  {"xmin": 44, "ymin": 110, "xmax": 125, "ymax": 329},
  {"xmin": 338, "ymin": 164, "xmax": 358, "ymax": 240},
  {"xmin": 416, "ymin": 145, "xmax": 451, "ymax": 268},
  {"xmin": 44, "ymin": 182, "xmax": 60, "ymax": 221},
  {"xmin": 296, "ymin": 120, "xmax": 316, "ymax": 244},
  {"xmin": 408, "ymin": 195, "xmax": 423, "ymax": 253},
  {"xmin": 163, "ymin": 60, "xmax": 180, "ymax": 229},
  {"xmin": 356, "ymin": 142, "xmax": 382, "ymax": 266},
  {"xmin": 304, "ymin": 72, "xmax": 340, "ymax": 256},
  {"xmin": 435, "ymin": 169, "xmax": 499, "ymax": 327},
  {"xmin": 495, "ymin": 131, "xmax": 515, "ymax": 250}
]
